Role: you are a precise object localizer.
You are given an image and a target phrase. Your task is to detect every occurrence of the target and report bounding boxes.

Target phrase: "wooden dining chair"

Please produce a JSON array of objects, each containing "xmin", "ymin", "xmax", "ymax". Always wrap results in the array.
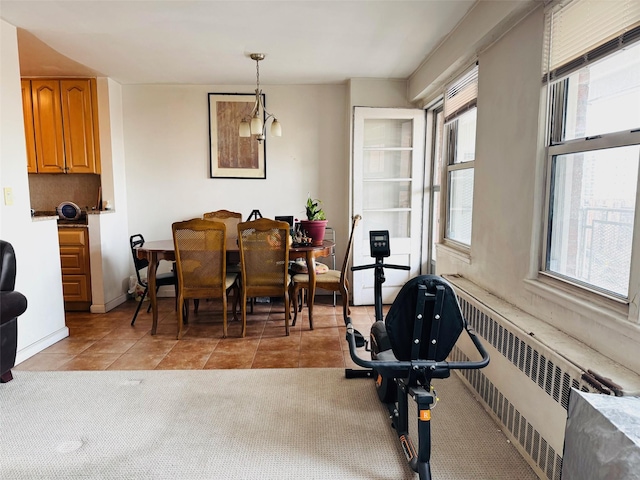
[
  {"xmin": 237, "ymin": 217, "xmax": 291, "ymax": 337},
  {"xmin": 289, "ymin": 214, "xmax": 361, "ymax": 328},
  {"xmin": 203, "ymin": 209, "xmax": 242, "ymax": 253},
  {"xmin": 172, "ymin": 219, "xmax": 239, "ymax": 340},
  {"xmin": 202, "ymin": 210, "xmax": 243, "ymax": 313}
]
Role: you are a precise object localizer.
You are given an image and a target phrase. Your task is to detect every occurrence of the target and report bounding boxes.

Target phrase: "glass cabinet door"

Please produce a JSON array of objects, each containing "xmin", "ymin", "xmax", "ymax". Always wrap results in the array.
[{"xmin": 352, "ymin": 108, "xmax": 426, "ymax": 305}]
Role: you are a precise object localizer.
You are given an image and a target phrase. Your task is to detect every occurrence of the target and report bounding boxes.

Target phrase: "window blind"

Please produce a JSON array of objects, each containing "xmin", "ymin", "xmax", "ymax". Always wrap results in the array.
[
  {"xmin": 543, "ymin": 0, "xmax": 640, "ymax": 81},
  {"xmin": 444, "ymin": 65, "xmax": 478, "ymax": 122}
]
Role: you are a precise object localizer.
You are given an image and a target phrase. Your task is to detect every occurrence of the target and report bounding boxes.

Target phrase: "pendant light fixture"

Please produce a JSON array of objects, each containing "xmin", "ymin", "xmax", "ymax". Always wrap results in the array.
[{"xmin": 239, "ymin": 53, "xmax": 282, "ymax": 143}]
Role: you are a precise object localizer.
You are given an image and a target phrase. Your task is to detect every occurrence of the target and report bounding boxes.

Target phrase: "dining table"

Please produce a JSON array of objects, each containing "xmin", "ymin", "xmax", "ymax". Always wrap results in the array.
[{"xmin": 136, "ymin": 238, "xmax": 335, "ymax": 335}]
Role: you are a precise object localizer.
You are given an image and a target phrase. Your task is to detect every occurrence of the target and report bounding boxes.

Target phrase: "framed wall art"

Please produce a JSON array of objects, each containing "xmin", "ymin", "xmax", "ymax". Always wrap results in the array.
[{"xmin": 208, "ymin": 93, "xmax": 266, "ymax": 179}]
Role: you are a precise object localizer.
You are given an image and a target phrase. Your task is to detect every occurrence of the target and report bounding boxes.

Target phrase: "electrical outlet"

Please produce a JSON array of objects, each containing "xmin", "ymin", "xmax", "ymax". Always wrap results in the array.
[{"xmin": 3, "ymin": 187, "xmax": 14, "ymax": 206}]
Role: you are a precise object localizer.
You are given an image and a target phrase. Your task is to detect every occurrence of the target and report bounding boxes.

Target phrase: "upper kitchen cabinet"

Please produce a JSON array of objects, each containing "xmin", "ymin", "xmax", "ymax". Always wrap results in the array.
[
  {"xmin": 21, "ymin": 80, "xmax": 38, "ymax": 173},
  {"xmin": 22, "ymin": 78, "xmax": 101, "ymax": 174}
]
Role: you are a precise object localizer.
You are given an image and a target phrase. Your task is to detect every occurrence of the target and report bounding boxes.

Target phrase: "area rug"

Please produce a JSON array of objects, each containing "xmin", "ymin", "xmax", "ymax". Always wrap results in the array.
[{"xmin": 0, "ymin": 368, "xmax": 536, "ymax": 479}]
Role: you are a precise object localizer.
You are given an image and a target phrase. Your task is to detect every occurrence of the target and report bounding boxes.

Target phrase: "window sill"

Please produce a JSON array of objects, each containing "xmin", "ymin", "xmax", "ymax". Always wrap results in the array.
[{"xmin": 524, "ymin": 274, "xmax": 629, "ymax": 320}]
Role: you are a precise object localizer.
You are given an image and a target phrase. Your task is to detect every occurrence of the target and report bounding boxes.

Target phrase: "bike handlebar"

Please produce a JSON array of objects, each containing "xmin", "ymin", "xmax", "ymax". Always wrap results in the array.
[
  {"xmin": 345, "ymin": 318, "xmax": 490, "ymax": 379},
  {"xmin": 352, "ymin": 263, "xmax": 410, "ymax": 272}
]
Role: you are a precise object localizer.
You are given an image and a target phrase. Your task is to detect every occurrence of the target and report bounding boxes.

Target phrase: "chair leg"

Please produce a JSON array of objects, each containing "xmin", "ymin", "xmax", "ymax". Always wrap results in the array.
[
  {"xmin": 340, "ymin": 284, "xmax": 350, "ymax": 323},
  {"xmin": 290, "ymin": 283, "xmax": 299, "ymax": 326},
  {"xmin": 222, "ymin": 294, "xmax": 228, "ymax": 338},
  {"xmin": 1, "ymin": 371, "xmax": 13, "ymax": 383},
  {"xmin": 131, "ymin": 286, "xmax": 148, "ymax": 326},
  {"xmin": 284, "ymin": 290, "xmax": 290, "ymax": 336},
  {"xmin": 177, "ymin": 296, "xmax": 186, "ymax": 340},
  {"xmin": 231, "ymin": 283, "xmax": 239, "ymax": 321},
  {"xmin": 241, "ymin": 291, "xmax": 248, "ymax": 338},
  {"xmin": 172, "ymin": 262, "xmax": 178, "ymax": 312},
  {"xmin": 298, "ymin": 289, "xmax": 304, "ymax": 312}
]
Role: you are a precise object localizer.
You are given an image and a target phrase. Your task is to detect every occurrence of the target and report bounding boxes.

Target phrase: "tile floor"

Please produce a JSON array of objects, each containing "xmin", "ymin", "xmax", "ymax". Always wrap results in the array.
[{"xmin": 16, "ymin": 296, "xmax": 382, "ymax": 372}]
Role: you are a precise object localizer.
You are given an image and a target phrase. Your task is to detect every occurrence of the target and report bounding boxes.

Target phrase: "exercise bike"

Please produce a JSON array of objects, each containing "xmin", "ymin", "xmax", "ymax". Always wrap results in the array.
[{"xmin": 344, "ymin": 230, "xmax": 490, "ymax": 480}]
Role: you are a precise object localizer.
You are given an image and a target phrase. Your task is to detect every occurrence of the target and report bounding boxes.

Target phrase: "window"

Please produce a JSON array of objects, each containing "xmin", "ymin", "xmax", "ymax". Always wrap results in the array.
[
  {"xmin": 443, "ymin": 65, "xmax": 478, "ymax": 247},
  {"xmin": 543, "ymin": 0, "xmax": 640, "ymax": 301},
  {"xmin": 428, "ymin": 105, "xmax": 444, "ymax": 273}
]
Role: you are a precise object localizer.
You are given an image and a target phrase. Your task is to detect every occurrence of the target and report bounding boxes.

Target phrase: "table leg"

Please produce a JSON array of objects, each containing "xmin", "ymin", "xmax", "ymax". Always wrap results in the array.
[
  {"xmin": 306, "ymin": 251, "xmax": 316, "ymax": 330},
  {"xmin": 148, "ymin": 253, "xmax": 159, "ymax": 335}
]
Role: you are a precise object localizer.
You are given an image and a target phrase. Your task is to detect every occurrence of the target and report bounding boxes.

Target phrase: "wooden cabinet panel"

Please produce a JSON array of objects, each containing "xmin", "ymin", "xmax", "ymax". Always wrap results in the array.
[
  {"xmin": 58, "ymin": 228, "xmax": 91, "ymax": 304},
  {"xmin": 60, "ymin": 246, "xmax": 88, "ymax": 274},
  {"xmin": 22, "ymin": 77, "xmax": 100, "ymax": 174},
  {"xmin": 61, "ymin": 275, "xmax": 90, "ymax": 302},
  {"xmin": 59, "ymin": 228, "xmax": 88, "ymax": 247},
  {"xmin": 60, "ymin": 79, "xmax": 100, "ymax": 174},
  {"xmin": 31, "ymin": 79, "xmax": 65, "ymax": 173},
  {"xmin": 21, "ymin": 80, "xmax": 38, "ymax": 173}
]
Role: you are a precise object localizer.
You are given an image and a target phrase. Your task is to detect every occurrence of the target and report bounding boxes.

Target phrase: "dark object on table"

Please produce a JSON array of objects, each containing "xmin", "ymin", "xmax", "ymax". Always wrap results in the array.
[{"xmin": 291, "ymin": 241, "xmax": 313, "ymax": 248}]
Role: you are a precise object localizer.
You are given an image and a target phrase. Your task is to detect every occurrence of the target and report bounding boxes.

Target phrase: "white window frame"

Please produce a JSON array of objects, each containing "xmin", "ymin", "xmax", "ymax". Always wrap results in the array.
[
  {"xmin": 442, "ymin": 65, "xmax": 478, "ymax": 251},
  {"xmin": 538, "ymin": 0, "xmax": 640, "ymax": 322},
  {"xmin": 422, "ymin": 101, "xmax": 444, "ymax": 274}
]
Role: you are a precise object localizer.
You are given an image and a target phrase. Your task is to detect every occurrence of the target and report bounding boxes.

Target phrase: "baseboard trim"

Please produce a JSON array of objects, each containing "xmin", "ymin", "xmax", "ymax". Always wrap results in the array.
[
  {"xmin": 90, "ymin": 293, "xmax": 128, "ymax": 313},
  {"xmin": 15, "ymin": 326, "xmax": 69, "ymax": 365}
]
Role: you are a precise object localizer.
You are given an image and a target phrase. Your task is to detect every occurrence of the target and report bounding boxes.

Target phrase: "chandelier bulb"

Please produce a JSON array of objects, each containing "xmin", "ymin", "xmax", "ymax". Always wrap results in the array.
[
  {"xmin": 239, "ymin": 120, "xmax": 251, "ymax": 137},
  {"xmin": 250, "ymin": 115, "xmax": 263, "ymax": 135},
  {"xmin": 271, "ymin": 119, "xmax": 282, "ymax": 137},
  {"xmin": 239, "ymin": 53, "xmax": 281, "ymax": 141}
]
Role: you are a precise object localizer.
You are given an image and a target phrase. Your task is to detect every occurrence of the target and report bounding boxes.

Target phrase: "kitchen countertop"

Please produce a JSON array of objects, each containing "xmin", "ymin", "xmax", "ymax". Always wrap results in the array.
[{"xmin": 32, "ymin": 209, "xmax": 114, "ymax": 225}]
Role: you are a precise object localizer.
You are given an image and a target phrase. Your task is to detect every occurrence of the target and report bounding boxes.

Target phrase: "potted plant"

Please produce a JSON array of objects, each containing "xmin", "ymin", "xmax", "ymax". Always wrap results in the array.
[{"xmin": 299, "ymin": 195, "xmax": 328, "ymax": 246}]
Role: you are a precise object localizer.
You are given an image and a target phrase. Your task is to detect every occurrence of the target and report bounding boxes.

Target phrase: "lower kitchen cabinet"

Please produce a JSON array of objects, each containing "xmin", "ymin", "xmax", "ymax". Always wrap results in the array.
[{"xmin": 58, "ymin": 227, "xmax": 92, "ymax": 310}]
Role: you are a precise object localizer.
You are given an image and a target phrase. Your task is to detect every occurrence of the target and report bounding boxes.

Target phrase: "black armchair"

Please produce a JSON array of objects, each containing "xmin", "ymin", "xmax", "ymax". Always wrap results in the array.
[{"xmin": 1, "ymin": 240, "xmax": 28, "ymax": 383}]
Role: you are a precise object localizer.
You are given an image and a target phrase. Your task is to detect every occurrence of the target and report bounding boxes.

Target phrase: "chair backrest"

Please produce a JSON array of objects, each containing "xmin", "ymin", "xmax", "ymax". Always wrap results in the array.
[
  {"xmin": 339, "ymin": 215, "xmax": 362, "ymax": 284},
  {"xmin": 237, "ymin": 218, "xmax": 290, "ymax": 292},
  {"xmin": 385, "ymin": 275, "xmax": 465, "ymax": 362},
  {"xmin": 129, "ymin": 234, "xmax": 148, "ymax": 285},
  {"xmin": 203, "ymin": 210, "xmax": 242, "ymax": 243},
  {"xmin": 172, "ymin": 219, "xmax": 227, "ymax": 298}
]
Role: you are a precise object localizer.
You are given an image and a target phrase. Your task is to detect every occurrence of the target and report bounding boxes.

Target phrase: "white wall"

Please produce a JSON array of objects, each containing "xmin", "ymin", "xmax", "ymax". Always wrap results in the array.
[
  {"xmin": 88, "ymin": 78, "xmax": 133, "ymax": 313},
  {"xmin": 422, "ymin": 6, "xmax": 640, "ymax": 375},
  {"xmin": 408, "ymin": 0, "xmax": 540, "ymax": 104},
  {"xmin": 121, "ymin": 83, "xmax": 350, "ymax": 265},
  {"xmin": 1, "ymin": 20, "xmax": 68, "ymax": 362}
]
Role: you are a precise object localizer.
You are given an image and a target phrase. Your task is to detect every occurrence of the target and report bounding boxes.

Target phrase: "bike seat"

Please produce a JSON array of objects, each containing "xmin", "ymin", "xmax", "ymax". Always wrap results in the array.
[{"xmin": 384, "ymin": 275, "xmax": 465, "ymax": 362}]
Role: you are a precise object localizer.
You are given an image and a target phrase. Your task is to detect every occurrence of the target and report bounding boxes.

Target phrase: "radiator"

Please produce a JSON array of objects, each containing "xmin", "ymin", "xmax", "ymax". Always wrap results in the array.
[{"xmin": 444, "ymin": 275, "xmax": 606, "ymax": 480}]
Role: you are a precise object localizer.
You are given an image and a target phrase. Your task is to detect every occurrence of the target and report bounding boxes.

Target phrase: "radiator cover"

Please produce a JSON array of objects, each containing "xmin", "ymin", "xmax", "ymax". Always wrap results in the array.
[{"xmin": 445, "ymin": 275, "xmax": 608, "ymax": 480}]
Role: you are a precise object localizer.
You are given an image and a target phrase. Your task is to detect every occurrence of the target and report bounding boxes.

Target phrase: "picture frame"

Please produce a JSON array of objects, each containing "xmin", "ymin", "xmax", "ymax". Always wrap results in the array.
[{"xmin": 208, "ymin": 93, "xmax": 266, "ymax": 179}]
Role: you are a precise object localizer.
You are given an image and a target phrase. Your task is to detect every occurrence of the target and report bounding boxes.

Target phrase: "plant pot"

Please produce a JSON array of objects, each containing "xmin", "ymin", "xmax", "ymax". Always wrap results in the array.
[{"xmin": 299, "ymin": 220, "xmax": 328, "ymax": 246}]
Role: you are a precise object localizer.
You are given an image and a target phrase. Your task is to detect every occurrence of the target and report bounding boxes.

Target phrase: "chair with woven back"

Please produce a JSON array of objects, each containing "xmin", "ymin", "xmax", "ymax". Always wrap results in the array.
[
  {"xmin": 237, "ymin": 217, "xmax": 291, "ymax": 337},
  {"xmin": 203, "ymin": 210, "xmax": 242, "ymax": 255},
  {"xmin": 199, "ymin": 209, "xmax": 243, "ymax": 315},
  {"xmin": 171, "ymin": 219, "xmax": 239, "ymax": 340},
  {"xmin": 289, "ymin": 214, "xmax": 361, "ymax": 329}
]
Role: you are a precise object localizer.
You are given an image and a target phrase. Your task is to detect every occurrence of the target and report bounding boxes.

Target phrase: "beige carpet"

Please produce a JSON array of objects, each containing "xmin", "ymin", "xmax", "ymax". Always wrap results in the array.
[{"xmin": 0, "ymin": 369, "xmax": 536, "ymax": 479}]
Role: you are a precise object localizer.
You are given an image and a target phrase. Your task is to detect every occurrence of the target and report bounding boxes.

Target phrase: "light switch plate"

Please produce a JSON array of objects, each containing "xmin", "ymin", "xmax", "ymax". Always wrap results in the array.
[{"xmin": 3, "ymin": 187, "xmax": 14, "ymax": 206}]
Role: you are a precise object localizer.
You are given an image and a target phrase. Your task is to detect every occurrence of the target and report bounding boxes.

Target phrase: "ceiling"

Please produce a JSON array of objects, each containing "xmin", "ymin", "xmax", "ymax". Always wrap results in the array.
[{"xmin": 0, "ymin": 0, "xmax": 477, "ymax": 86}]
